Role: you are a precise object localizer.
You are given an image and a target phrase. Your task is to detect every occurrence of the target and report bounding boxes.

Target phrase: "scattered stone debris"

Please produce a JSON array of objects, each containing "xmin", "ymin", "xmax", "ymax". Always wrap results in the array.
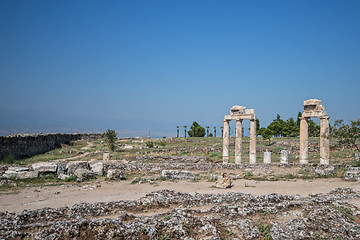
[
  {"xmin": 161, "ymin": 170, "xmax": 195, "ymax": 180},
  {"xmin": 1, "ymin": 188, "xmax": 359, "ymax": 239},
  {"xmin": 345, "ymin": 167, "xmax": 360, "ymax": 181},
  {"xmin": 107, "ymin": 169, "xmax": 125, "ymax": 180},
  {"xmin": 216, "ymin": 173, "xmax": 232, "ymax": 188}
]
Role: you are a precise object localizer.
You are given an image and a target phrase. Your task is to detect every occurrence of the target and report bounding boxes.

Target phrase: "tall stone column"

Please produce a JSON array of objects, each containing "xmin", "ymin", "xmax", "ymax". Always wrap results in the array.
[
  {"xmin": 223, "ymin": 120, "xmax": 230, "ymax": 163},
  {"xmin": 320, "ymin": 117, "xmax": 330, "ymax": 165},
  {"xmin": 235, "ymin": 120, "xmax": 243, "ymax": 164},
  {"xmin": 299, "ymin": 117, "xmax": 309, "ymax": 164},
  {"xmin": 249, "ymin": 119, "xmax": 257, "ymax": 164}
]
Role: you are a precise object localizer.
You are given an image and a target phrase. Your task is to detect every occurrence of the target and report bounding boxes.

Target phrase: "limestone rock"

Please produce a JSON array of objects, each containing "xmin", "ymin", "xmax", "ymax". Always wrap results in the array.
[
  {"xmin": 315, "ymin": 165, "xmax": 335, "ymax": 177},
  {"xmin": 7, "ymin": 167, "xmax": 29, "ymax": 172},
  {"xmin": 89, "ymin": 160, "xmax": 104, "ymax": 176},
  {"xmin": 66, "ymin": 161, "xmax": 89, "ymax": 175},
  {"xmin": 16, "ymin": 171, "xmax": 38, "ymax": 179},
  {"xmin": 216, "ymin": 173, "xmax": 232, "ymax": 188},
  {"xmin": 74, "ymin": 168, "xmax": 94, "ymax": 182},
  {"xmin": 0, "ymin": 179, "xmax": 17, "ymax": 187},
  {"xmin": 56, "ymin": 164, "xmax": 67, "ymax": 175},
  {"xmin": 107, "ymin": 169, "xmax": 124, "ymax": 180},
  {"xmin": 32, "ymin": 162, "xmax": 57, "ymax": 173},
  {"xmin": 161, "ymin": 170, "xmax": 194, "ymax": 180},
  {"xmin": 58, "ymin": 174, "xmax": 71, "ymax": 180}
]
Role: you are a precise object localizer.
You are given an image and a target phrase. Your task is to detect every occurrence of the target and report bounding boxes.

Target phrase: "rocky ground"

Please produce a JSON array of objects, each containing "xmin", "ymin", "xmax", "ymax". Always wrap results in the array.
[
  {"xmin": 1, "ymin": 137, "xmax": 360, "ymax": 239},
  {"xmin": 1, "ymin": 187, "xmax": 360, "ymax": 239}
]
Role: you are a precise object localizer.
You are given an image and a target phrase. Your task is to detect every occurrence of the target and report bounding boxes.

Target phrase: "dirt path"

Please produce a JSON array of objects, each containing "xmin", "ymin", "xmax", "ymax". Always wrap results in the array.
[
  {"xmin": 52, "ymin": 142, "xmax": 94, "ymax": 163},
  {"xmin": 1, "ymin": 178, "xmax": 359, "ymax": 212}
]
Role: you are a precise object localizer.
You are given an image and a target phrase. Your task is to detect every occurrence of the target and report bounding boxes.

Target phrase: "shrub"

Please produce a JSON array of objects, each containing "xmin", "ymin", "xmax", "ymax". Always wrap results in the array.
[{"xmin": 2, "ymin": 154, "xmax": 16, "ymax": 164}]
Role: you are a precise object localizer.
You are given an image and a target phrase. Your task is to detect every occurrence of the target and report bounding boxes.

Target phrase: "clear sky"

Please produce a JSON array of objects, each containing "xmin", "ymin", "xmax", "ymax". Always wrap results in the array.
[{"xmin": 1, "ymin": 0, "xmax": 359, "ymax": 137}]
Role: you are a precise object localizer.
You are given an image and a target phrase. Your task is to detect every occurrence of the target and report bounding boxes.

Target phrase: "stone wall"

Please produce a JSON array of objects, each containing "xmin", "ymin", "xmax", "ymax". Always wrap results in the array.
[{"xmin": 0, "ymin": 133, "xmax": 104, "ymax": 160}]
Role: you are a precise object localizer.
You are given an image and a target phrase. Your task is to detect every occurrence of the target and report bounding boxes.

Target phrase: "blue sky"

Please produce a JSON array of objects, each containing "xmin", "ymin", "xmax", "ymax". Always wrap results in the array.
[{"xmin": 0, "ymin": 0, "xmax": 359, "ymax": 137}]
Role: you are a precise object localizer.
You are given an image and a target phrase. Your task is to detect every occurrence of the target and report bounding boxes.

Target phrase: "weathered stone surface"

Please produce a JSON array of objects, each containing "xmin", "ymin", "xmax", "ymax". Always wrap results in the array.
[
  {"xmin": 264, "ymin": 152, "xmax": 272, "ymax": 164},
  {"xmin": 161, "ymin": 170, "xmax": 194, "ymax": 180},
  {"xmin": 16, "ymin": 171, "xmax": 38, "ymax": 179},
  {"xmin": 74, "ymin": 168, "xmax": 94, "ymax": 182},
  {"xmin": 315, "ymin": 165, "xmax": 335, "ymax": 177},
  {"xmin": 355, "ymin": 153, "xmax": 360, "ymax": 162},
  {"xmin": 0, "ymin": 179, "xmax": 17, "ymax": 187},
  {"xmin": 56, "ymin": 164, "xmax": 66, "ymax": 175},
  {"xmin": 58, "ymin": 174, "xmax": 71, "ymax": 180},
  {"xmin": 345, "ymin": 167, "xmax": 360, "ymax": 181},
  {"xmin": 89, "ymin": 160, "xmax": 104, "ymax": 176},
  {"xmin": 0, "ymin": 188, "xmax": 359, "ymax": 239},
  {"xmin": 106, "ymin": 169, "xmax": 124, "ymax": 180},
  {"xmin": 7, "ymin": 167, "xmax": 29, "ymax": 172},
  {"xmin": 103, "ymin": 152, "xmax": 110, "ymax": 161},
  {"xmin": 280, "ymin": 150, "xmax": 289, "ymax": 164},
  {"xmin": 216, "ymin": 173, "xmax": 232, "ymax": 188},
  {"xmin": 32, "ymin": 162, "xmax": 57, "ymax": 173},
  {"xmin": 66, "ymin": 161, "xmax": 89, "ymax": 175}
]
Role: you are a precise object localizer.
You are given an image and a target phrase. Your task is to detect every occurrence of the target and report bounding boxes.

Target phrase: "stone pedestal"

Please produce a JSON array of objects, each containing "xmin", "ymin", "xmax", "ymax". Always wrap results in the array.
[
  {"xmin": 299, "ymin": 117, "xmax": 309, "ymax": 164},
  {"xmin": 249, "ymin": 119, "xmax": 257, "ymax": 164},
  {"xmin": 103, "ymin": 152, "xmax": 110, "ymax": 161},
  {"xmin": 223, "ymin": 120, "xmax": 230, "ymax": 163},
  {"xmin": 320, "ymin": 117, "xmax": 330, "ymax": 165},
  {"xmin": 235, "ymin": 120, "xmax": 243, "ymax": 164},
  {"xmin": 264, "ymin": 152, "xmax": 271, "ymax": 164},
  {"xmin": 280, "ymin": 150, "xmax": 289, "ymax": 164}
]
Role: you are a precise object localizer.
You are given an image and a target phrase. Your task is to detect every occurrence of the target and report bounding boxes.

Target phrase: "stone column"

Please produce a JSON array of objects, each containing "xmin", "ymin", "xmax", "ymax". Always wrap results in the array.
[
  {"xmin": 235, "ymin": 120, "xmax": 243, "ymax": 164},
  {"xmin": 264, "ymin": 152, "xmax": 271, "ymax": 164},
  {"xmin": 223, "ymin": 120, "xmax": 230, "ymax": 163},
  {"xmin": 103, "ymin": 152, "xmax": 110, "ymax": 161},
  {"xmin": 320, "ymin": 117, "xmax": 330, "ymax": 165},
  {"xmin": 280, "ymin": 150, "xmax": 289, "ymax": 164},
  {"xmin": 249, "ymin": 119, "xmax": 257, "ymax": 164},
  {"xmin": 299, "ymin": 117, "xmax": 309, "ymax": 164}
]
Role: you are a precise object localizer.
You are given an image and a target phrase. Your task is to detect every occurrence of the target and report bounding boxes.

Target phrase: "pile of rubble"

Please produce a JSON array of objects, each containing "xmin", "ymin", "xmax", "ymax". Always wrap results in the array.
[{"xmin": 1, "ymin": 187, "xmax": 359, "ymax": 239}]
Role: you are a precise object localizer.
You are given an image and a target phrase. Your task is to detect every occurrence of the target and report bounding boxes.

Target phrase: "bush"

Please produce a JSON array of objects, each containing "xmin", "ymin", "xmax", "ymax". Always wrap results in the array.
[
  {"xmin": 2, "ymin": 154, "xmax": 16, "ymax": 164},
  {"xmin": 146, "ymin": 141, "xmax": 154, "ymax": 148},
  {"xmin": 105, "ymin": 129, "xmax": 117, "ymax": 151}
]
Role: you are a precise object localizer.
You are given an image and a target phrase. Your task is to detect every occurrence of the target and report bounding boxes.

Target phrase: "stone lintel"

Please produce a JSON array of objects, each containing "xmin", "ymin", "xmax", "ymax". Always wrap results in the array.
[
  {"xmin": 303, "ymin": 99, "xmax": 322, "ymax": 106},
  {"xmin": 224, "ymin": 114, "xmax": 255, "ymax": 121},
  {"xmin": 302, "ymin": 111, "xmax": 327, "ymax": 118}
]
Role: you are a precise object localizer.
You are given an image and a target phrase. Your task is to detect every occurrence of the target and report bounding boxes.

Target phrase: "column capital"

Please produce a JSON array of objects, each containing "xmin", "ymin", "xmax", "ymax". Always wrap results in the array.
[{"xmin": 319, "ymin": 116, "xmax": 330, "ymax": 120}]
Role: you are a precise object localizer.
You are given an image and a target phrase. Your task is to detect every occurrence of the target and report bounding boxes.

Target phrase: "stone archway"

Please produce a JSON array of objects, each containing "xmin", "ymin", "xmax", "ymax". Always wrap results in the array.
[
  {"xmin": 299, "ymin": 99, "xmax": 330, "ymax": 165},
  {"xmin": 223, "ymin": 106, "xmax": 256, "ymax": 164}
]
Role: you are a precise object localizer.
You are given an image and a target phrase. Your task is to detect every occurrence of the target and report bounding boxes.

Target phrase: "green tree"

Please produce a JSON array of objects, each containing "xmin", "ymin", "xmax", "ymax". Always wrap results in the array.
[
  {"xmin": 268, "ymin": 114, "xmax": 284, "ymax": 137},
  {"xmin": 332, "ymin": 118, "xmax": 360, "ymax": 153},
  {"xmin": 256, "ymin": 118, "xmax": 260, "ymax": 136},
  {"xmin": 183, "ymin": 126, "xmax": 187, "ymax": 137},
  {"xmin": 282, "ymin": 117, "xmax": 298, "ymax": 137},
  {"xmin": 105, "ymin": 129, "xmax": 117, "ymax": 151},
  {"xmin": 260, "ymin": 127, "xmax": 273, "ymax": 145},
  {"xmin": 221, "ymin": 126, "xmax": 224, "ymax": 137},
  {"xmin": 296, "ymin": 112, "xmax": 302, "ymax": 128},
  {"xmin": 214, "ymin": 126, "xmax": 216, "ymax": 137},
  {"xmin": 187, "ymin": 121, "xmax": 206, "ymax": 137},
  {"xmin": 206, "ymin": 126, "xmax": 210, "ymax": 137},
  {"xmin": 176, "ymin": 126, "xmax": 179, "ymax": 137},
  {"xmin": 308, "ymin": 119, "xmax": 320, "ymax": 137}
]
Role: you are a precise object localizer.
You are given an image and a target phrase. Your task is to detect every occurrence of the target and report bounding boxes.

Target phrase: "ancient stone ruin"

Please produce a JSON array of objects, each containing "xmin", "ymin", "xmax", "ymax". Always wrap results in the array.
[
  {"xmin": 223, "ymin": 106, "xmax": 256, "ymax": 164},
  {"xmin": 300, "ymin": 99, "xmax": 330, "ymax": 165}
]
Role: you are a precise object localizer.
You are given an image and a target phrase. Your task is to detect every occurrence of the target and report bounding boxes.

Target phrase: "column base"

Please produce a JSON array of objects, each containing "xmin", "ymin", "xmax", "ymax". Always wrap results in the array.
[
  {"xmin": 320, "ymin": 158, "xmax": 329, "ymax": 165},
  {"xmin": 235, "ymin": 156, "xmax": 242, "ymax": 164},
  {"xmin": 223, "ymin": 156, "xmax": 230, "ymax": 164},
  {"xmin": 249, "ymin": 154, "xmax": 256, "ymax": 164},
  {"xmin": 299, "ymin": 159, "xmax": 309, "ymax": 165}
]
